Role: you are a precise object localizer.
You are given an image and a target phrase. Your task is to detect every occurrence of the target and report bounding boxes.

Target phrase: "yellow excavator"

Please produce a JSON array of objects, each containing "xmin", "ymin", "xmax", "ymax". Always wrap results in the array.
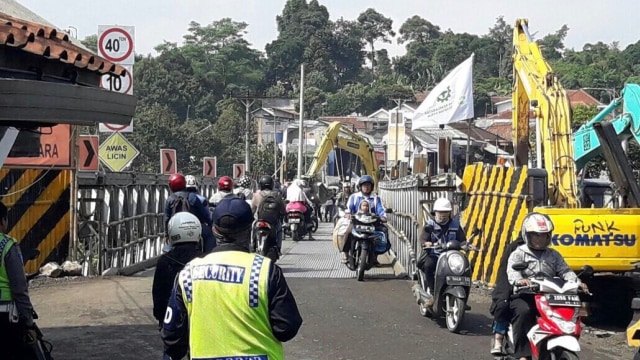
[
  {"xmin": 305, "ymin": 121, "xmax": 380, "ymax": 199},
  {"xmin": 460, "ymin": 19, "xmax": 640, "ymax": 328}
]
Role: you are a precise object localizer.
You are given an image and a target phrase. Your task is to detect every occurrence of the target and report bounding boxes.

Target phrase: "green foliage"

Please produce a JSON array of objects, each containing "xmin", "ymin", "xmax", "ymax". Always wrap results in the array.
[{"xmin": 121, "ymin": 6, "xmax": 640, "ymax": 183}]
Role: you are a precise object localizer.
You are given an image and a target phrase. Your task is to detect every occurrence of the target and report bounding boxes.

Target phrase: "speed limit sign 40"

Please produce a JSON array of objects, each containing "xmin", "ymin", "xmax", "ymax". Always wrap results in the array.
[{"xmin": 98, "ymin": 25, "xmax": 135, "ymax": 65}]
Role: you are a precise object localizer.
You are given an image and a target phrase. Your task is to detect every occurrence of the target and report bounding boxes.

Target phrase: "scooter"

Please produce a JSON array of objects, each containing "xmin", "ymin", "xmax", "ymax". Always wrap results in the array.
[
  {"xmin": 251, "ymin": 219, "xmax": 279, "ymax": 262},
  {"xmin": 284, "ymin": 202, "xmax": 318, "ymax": 241},
  {"xmin": 412, "ymin": 229, "xmax": 481, "ymax": 333},
  {"xmin": 347, "ymin": 212, "xmax": 390, "ymax": 281},
  {"xmin": 497, "ymin": 264, "xmax": 592, "ymax": 360},
  {"xmin": 333, "ymin": 205, "xmax": 346, "ymax": 226}
]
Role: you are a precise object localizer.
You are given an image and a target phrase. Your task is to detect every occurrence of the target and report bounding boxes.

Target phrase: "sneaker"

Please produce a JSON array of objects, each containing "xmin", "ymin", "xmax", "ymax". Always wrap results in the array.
[{"xmin": 490, "ymin": 334, "xmax": 504, "ymax": 355}]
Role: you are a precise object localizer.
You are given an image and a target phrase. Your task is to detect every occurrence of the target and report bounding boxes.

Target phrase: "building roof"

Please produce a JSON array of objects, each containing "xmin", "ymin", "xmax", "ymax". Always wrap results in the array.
[
  {"xmin": 318, "ymin": 116, "xmax": 367, "ymax": 131},
  {"xmin": 0, "ymin": 11, "xmax": 126, "ymax": 76},
  {"xmin": 484, "ymin": 120, "xmax": 512, "ymax": 142},
  {"xmin": 449, "ymin": 121, "xmax": 507, "ymax": 143},
  {"xmin": 567, "ymin": 89, "xmax": 602, "ymax": 107}
]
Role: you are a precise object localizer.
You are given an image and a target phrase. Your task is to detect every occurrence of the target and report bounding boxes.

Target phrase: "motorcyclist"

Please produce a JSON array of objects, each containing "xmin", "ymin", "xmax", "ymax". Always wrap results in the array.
[
  {"xmin": 164, "ymin": 173, "xmax": 214, "ymax": 253},
  {"xmin": 153, "ymin": 212, "xmax": 203, "ymax": 360},
  {"xmin": 506, "ymin": 212, "xmax": 589, "ymax": 360},
  {"xmin": 251, "ymin": 175, "xmax": 286, "ymax": 255},
  {"xmin": 416, "ymin": 197, "xmax": 466, "ymax": 306},
  {"xmin": 184, "ymin": 175, "xmax": 215, "ymax": 252},
  {"xmin": 335, "ymin": 183, "xmax": 352, "ymax": 207},
  {"xmin": 209, "ymin": 176, "xmax": 236, "ymax": 206},
  {"xmin": 235, "ymin": 175, "xmax": 254, "ymax": 201},
  {"xmin": 342, "ymin": 175, "xmax": 388, "ymax": 269},
  {"xmin": 285, "ymin": 178, "xmax": 315, "ymax": 238},
  {"xmin": 489, "ymin": 236, "xmax": 525, "ymax": 356}
]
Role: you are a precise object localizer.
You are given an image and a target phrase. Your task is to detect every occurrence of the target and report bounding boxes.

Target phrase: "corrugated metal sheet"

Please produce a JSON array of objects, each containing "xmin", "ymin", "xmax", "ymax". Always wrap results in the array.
[{"xmin": 0, "ymin": 168, "xmax": 71, "ymax": 273}]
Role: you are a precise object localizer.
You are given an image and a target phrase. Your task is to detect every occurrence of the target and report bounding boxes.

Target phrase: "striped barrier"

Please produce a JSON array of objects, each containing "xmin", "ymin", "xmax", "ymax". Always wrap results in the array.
[
  {"xmin": 0, "ymin": 168, "xmax": 71, "ymax": 274},
  {"xmin": 460, "ymin": 163, "xmax": 529, "ymax": 285}
]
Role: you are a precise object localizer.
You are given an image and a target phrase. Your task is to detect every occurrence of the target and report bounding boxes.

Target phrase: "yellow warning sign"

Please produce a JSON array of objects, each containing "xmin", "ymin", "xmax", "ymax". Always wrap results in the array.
[{"xmin": 98, "ymin": 132, "xmax": 139, "ymax": 172}]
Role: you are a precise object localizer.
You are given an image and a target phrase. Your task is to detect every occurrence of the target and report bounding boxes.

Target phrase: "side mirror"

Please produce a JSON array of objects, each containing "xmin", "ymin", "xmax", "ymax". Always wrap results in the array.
[
  {"xmin": 385, "ymin": 208, "xmax": 393, "ymax": 214},
  {"xmin": 511, "ymin": 262, "xmax": 528, "ymax": 271},
  {"xmin": 424, "ymin": 224, "xmax": 434, "ymax": 233},
  {"xmin": 471, "ymin": 227, "xmax": 481, "ymax": 236}
]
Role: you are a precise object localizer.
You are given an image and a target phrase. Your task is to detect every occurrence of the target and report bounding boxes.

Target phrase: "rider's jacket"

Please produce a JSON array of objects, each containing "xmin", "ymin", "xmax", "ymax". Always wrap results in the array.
[
  {"xmin": 507, "ymin": 244, "xmax": 578, "ymax": 286},
  {"xmin": 420, "ymin": 218, "xmax": 465, "ymax": 256},
  {"xmin": 345, "ymin": 192, "xmax": 386, "ymax": 218}
]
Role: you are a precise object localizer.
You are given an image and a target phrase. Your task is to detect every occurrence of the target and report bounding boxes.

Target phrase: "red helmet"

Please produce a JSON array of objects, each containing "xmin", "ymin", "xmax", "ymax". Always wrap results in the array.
[
  {"xmin": 218, "ymin": 176, "xmax": 233, "ymax": 191},
  {"xmin": 168, "ymin": 173, "xmax": 186, "ymax": 192}
]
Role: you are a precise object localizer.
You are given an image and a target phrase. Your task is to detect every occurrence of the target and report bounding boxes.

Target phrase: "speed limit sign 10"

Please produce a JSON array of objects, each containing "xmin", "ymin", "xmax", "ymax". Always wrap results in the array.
[
  {"xmin": 98, "ymin": 25, "xmax": 135, "ymax": 65},
  {"xmin": 101, "ymin": 65, "xmax": 133, "ymax": 95}
]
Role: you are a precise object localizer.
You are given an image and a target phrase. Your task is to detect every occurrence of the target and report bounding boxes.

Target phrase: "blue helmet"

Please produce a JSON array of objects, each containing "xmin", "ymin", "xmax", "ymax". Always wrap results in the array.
[{"xmin": 358, "ymin": 175, "xmax": 374, "ymax": 188}]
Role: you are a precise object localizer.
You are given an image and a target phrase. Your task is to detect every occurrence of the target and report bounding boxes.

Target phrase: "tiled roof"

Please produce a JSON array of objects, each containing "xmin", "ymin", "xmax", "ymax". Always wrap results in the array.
[
  {"xmin": 0, "ymin": 12, "xmax": 126, "ymax": 76},
  {"xmin": 567, "ymin": 89, "xmax": 602, "ymax": 107},
  {"xmin": 485, "ymin": 121, "xmax": 513, "ymax": 142},
  {"xmin": 449, "ymin": 122, "xmax": 507, "ymax": 142}
]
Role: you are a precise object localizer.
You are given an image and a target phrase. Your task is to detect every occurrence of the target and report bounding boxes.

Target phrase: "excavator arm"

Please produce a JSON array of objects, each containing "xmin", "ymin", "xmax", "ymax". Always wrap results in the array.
[
  {"xmin": 574, "ymin": 84, "xmax": 640, "ymax": 170},
  {"xmin": 512, "ymin": 19, "xmax": 579, "ymax": 208},
  {"xmin": 306, "ymin": 121, "xmax": 379, "ymax": 189}
]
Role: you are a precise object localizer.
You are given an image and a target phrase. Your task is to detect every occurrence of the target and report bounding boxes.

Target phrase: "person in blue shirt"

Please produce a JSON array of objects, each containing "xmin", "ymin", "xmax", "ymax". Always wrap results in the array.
[
  {"xmin": 341, "ymin": 175, "xmax": 388, "ymax": 269},
  {"xmin": 417, "ymin": 197, "xmax": 466, "ymax": 305},
  {"xmin": 164, "ymin": 173, "xmax": 215, "ymax": 253}
]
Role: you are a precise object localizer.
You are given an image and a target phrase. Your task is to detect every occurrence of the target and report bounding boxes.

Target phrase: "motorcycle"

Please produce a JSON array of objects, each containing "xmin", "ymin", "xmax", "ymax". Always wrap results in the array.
[
  {"xmin": 21, "ymin": 249, "xmax": 54, "ymax": 360},
  {"xmin": 496, "ymin": 264, "xmax": 593, "ymax": 360},
  {"xmin": 251, "ymin": 219, "xmax": 279, "ymax": 262},
  {"xmin": 284, "ymin": 202, "xmax": 318, "ymax": 241},
  {"xmin": 347, "ymin": 211, "xmax": 391, "ymax": 281},
  {"xmin": 412, "ymin": 229, "xmax": 481, "ymax": 333}
]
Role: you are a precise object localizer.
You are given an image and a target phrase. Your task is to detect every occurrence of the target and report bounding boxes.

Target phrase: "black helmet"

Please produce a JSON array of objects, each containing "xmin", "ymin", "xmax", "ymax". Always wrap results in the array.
[{"xmin": 258, "ymin": 175, "xmax": 274, "ymax": 190}]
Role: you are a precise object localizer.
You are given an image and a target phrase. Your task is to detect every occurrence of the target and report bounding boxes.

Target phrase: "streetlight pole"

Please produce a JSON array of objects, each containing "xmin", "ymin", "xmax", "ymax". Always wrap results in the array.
[
  {"xmin": 297, "ymin": 64, "xmax": 305, "ymax": 178},
  {"xmin": 274, "ymin": 113, "xmax": 278, "ymax": 176}
]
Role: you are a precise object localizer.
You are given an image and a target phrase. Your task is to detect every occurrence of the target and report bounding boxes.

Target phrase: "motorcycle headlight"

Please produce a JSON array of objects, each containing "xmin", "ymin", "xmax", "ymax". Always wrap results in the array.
[
  {"xmin": 447, "ymin": 253, "xmax": 465, "ymax": 275},
  {"xmin": 552, "ymin": 317, "xmax": 577, "ymax": 334}
]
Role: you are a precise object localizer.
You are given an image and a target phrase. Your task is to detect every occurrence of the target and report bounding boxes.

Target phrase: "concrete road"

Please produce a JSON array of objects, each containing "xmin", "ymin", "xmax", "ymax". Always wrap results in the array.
[{"xmin": 28, "ymin": 222, "xmax": 629, "ymax": 359}]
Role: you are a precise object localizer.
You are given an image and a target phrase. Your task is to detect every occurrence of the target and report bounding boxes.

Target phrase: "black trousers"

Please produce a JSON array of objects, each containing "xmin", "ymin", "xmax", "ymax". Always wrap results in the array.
[
  {"xmin": 510, "ymin": 295, "xmax": 536, "ymax": 358},
  {"xmin": 0, "ymin": 317, "xmax": 31, "ymax": 360},
  {"xmin": 417, "ymin": 253, "xmax": 438, "ymax": 292}
]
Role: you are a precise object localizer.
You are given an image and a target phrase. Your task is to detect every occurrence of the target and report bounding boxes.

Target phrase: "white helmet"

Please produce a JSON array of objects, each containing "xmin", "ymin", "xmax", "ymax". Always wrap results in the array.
[
  {"xmin": 168, "ymin": 212, "xmax": 202, "ymax": 245},
  {"xmin": 521, "ymin": 212, "xmax": 554, "ymax": 251},
  {"xmin": 433, "ymin": 198, "xmax": 452, "ymax": 224},
  {"xmin": 433, "ymin": 198, "xmax": 452, "ymax": 212},
  {"xmin": 185, "ymin": 175, "xmax": 198, "ymax": 189}
]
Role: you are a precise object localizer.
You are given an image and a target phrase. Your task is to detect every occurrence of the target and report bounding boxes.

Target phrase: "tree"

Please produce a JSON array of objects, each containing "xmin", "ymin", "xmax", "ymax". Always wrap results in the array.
[
  {"xmin": 81, "ymin": 34, "xmax": 98, "ymax": 53},
  {"xmin": 357, "ymin": 8, "xmax": 395, "ymax": 78},
  {"xmin": 538, "ymin": 25, "xmax": 569, "ymax": 61},
  {"xmin": 486, "ymin": 16, "xmax": 513, "ymax": 79},
  {"xmin": 397, "ymin": 16, "xmax": 440, "ymax": 44}
]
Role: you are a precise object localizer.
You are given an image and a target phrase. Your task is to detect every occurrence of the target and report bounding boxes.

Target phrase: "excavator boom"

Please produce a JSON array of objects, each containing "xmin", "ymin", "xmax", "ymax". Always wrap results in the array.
[{"xmin": 512, "ymin": 19, "xmax": 579, "ymax": 208}]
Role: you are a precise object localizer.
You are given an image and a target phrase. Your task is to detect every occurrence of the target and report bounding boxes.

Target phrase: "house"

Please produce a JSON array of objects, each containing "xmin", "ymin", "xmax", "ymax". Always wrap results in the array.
[{"xmin": 484, "ymin": 89, "xmax": 602, "ymax": 142}]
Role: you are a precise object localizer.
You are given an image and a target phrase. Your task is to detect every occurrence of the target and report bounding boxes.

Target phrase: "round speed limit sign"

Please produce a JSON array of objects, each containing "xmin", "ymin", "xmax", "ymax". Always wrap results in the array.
[
  {"xmin": 98, "ymin": 27, "xmax": 134, "ymax": 63},
  {"xmin": 101, "ymin": 68, "xmax": 132, "ymax": 94}
]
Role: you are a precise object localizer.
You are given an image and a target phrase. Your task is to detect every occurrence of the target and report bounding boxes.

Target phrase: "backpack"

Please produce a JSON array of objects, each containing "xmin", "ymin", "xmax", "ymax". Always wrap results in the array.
[
  {"xmin": 257, "ymin": 191, "xmax": 280, "ymax": 222},
  {"xmin": 169, "ymin": 192, "xmax": 191, "ymax": 217}
]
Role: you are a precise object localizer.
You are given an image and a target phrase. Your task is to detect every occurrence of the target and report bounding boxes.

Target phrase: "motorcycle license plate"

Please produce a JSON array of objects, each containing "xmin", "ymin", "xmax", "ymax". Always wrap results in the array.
[
  {"xmin": 446, "ymin": 276, "xmax": 471, "ymax": 286},
  {"xmin": 289, "ymin": 218, "xmax": 301, "ymax": 223},
  {"xmin": 547, "ymin": 294, "xmax": 581, "ymax": 307}
]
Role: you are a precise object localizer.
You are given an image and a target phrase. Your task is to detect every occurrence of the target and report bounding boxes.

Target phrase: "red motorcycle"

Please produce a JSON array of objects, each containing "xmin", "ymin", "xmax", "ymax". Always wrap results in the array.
[{"xmin": 499, "ymin": 264, "xmax": 592, "ymax": 360}]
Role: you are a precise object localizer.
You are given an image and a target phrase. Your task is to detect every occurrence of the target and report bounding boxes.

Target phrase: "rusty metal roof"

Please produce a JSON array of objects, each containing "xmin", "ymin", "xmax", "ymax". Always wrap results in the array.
[{"xmin": 0, "ymin": 12, "xmax": 126, "ymax": 77}]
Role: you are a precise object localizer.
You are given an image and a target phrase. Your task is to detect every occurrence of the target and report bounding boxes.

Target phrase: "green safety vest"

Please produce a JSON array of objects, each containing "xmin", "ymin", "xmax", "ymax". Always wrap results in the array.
[
  {"xmin": 178, "ymin": 251, "xmax": 284, "ymax": 360},
  {"xmin": 0, "ymin": 234, "xmax": 17, "ymax": 302}
]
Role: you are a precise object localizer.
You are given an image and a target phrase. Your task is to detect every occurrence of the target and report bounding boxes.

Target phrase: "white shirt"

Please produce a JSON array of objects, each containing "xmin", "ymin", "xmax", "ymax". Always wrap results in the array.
[{"xmin": 286, "ymin": 183, "xmax": 309, "ymax": 203}]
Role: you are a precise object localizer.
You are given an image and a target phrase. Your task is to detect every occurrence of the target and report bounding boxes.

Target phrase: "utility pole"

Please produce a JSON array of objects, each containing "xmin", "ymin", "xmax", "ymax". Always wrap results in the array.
[
  {"xmin": 232, "ymin": 91, "xmax": 256, "ymax": 174},
  {"xmin": 391, "ymin": 98, "xmax": 405, "ymax": 170},
  {"xmin": 297, "ymin": 64, "xmax": 305, "ymax": 178}
]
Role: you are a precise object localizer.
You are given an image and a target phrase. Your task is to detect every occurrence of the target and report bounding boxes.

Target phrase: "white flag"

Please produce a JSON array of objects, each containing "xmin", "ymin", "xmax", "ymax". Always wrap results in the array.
[
  {"xmin": 412, "ymin": 54, "xmax": 475, "ymax": 130},
  {"xmin": 280, "ymin": 124, "xmax": 289, "ymax": 160}
]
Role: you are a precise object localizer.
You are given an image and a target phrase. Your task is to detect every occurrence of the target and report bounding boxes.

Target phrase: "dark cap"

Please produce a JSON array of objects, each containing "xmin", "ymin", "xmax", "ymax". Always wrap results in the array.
[{"xmin": 212, "ymin": 197, "xmax": 254, "ymax": 233}]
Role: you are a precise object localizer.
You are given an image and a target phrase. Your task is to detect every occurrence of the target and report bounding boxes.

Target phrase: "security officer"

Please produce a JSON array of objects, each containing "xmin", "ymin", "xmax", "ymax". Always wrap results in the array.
[
  {"xmin": 0, "ymin": 201, "xmax": 37, "ymax": 359},
  {"xmin": 161, "ymin": 197, "xmax": 303, "ymax": 360}
]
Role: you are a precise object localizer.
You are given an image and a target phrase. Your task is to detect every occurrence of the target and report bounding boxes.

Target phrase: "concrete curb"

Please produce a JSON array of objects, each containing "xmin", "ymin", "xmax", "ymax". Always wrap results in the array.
[{"xmin": 379, "ymin": 249, "xmax": 408, "ymax": 279}]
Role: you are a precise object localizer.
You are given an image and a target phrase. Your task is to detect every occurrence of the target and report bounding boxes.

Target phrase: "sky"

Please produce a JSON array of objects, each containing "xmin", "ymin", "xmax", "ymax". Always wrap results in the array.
[{"xmin": 16, "ymin": 0, "xmax": 640, "ymax": 58}]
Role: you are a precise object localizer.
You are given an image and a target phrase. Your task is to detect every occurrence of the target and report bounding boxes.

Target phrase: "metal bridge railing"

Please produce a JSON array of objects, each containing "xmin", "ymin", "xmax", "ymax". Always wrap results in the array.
[
  {"xmin": 75, "ymin": 172, "xmax": 215, "ymax": 276},
  {"xmin": 378, "ymin": 173, "xmax": 459, "ymax": 278}
]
